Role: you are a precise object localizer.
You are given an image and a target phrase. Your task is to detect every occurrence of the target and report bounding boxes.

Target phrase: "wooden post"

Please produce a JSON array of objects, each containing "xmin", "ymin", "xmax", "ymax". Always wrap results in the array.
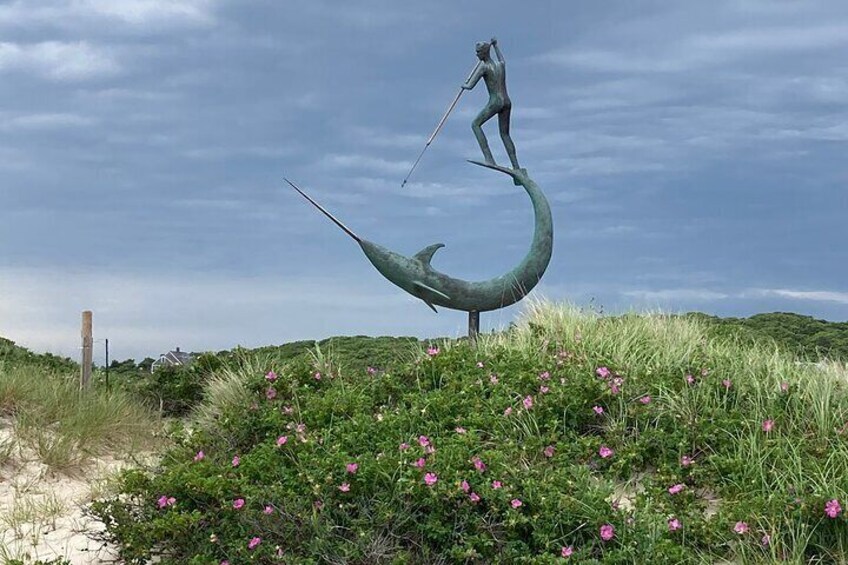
[
  {"xmin": 468, "ymin": 311, "xmax": 480, "ymax": 345},
  {"xmin": 81, "ymin": 311, "xmax": 92, "ymax": 390},
  {"xmin": 105, "ymin": 338, "xmax": 110, "ymax": 390}
]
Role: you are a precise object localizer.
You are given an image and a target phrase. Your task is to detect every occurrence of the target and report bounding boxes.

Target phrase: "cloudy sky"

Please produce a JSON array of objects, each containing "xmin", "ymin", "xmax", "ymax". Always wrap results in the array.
[{"xmin": 1, "ymin": 0, "xmax": 846, "ymax": 362}]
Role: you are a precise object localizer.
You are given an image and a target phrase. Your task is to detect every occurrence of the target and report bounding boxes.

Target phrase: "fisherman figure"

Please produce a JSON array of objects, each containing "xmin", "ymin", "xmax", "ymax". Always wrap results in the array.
[{"xmin": 462, "ymin": 37, "xmax": 521, "ymax": 170}]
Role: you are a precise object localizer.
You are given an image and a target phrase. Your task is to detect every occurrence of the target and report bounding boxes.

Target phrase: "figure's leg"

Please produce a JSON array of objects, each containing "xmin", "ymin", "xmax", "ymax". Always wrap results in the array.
[
  {"xmin": 498, "ymin": 105, "xmax": 520, "ymax": 169},
  {"xmin": 472, "ymin": 103, "xmax": 499, "ymax": 165}
]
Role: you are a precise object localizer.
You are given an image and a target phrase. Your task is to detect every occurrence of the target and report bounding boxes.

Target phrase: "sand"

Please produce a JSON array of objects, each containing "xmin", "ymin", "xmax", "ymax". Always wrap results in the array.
[{"xmin": 0, "ymin": 419, "xmax": 136, "ymax": 564}]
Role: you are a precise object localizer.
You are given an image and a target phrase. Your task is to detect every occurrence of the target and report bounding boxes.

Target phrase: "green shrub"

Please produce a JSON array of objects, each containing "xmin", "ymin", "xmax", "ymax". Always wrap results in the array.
[
  {"xmin": 0, "ymin": 336, "xmax": 76, "ymax": 374},
  {"xmin": 92, "ymin": 303, "xmax": 848, "ymax": 563}
]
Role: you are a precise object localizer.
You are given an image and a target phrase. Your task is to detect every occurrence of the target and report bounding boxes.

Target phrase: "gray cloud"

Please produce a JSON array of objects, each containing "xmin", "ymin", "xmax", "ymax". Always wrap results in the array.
[
  {"xmin": 1, "ymin": 0, "xmax": 846, "ymax": 359},
  {"xmin": 0, "ymin": 0, "xmax": 217, "ymax": 31},
  {"xmin": 0, "ymin": 41, "xmax": 119, "ymax": 80},
  {"xmin": 753, "ymin": 289, "xmax": 848, "ymax": 306}
]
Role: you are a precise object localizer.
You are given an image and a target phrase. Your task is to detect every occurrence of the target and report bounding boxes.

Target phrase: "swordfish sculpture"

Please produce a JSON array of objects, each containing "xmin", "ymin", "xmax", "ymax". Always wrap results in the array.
[{"xmin": 287, "ymin": 39, "xmax": 553, "ymax": 323}]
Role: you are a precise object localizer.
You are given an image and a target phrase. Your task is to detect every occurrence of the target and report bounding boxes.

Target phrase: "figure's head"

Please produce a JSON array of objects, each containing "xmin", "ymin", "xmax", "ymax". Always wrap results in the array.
[{"xmin": 475, "ymin": 41, "xmax": 491, "ymax": 60}]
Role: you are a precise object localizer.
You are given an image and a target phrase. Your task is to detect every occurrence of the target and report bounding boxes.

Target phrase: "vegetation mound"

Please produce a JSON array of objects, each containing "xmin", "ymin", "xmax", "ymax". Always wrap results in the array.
[
  {"xmin": 0, "ymin": 337, "xmax": 76, "ymax": 374},
  {"xmin": 85, "ymin": 302, "xmax": 847, "ymax": 563}
]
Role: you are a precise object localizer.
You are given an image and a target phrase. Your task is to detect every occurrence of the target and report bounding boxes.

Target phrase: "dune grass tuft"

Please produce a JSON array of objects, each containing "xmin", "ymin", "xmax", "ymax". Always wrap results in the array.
[{"xmin": 0, "ymin": 365, "xmax": 162, "ymax": 472}]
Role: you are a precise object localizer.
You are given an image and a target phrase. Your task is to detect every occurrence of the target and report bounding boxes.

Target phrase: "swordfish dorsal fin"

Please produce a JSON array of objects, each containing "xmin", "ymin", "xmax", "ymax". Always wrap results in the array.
[{"xmin": 413, "ymin": 243, "xmax": 445, "ymax": 266}]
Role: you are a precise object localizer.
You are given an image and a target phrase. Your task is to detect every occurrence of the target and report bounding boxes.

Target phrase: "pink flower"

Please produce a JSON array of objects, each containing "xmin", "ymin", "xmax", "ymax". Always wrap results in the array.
[
  {"xmin": 668, "ymin": 484, "xmax": 685, "ymax": 495},
  {"xmin": 399, "ymin": 442, "xmax": 410, "ymax": 451},
  {"xmin": 780, "ymin": 381, "xmax": 789, "ymax": 392},
  {"xmin": 600, "ymin": 524, "xmax": 615, "ymax": 541},
  {"xmin": 414, "ymin": 458, "xmax": 426, "ymax": 468},
  {"xmin": 825, "ymin": 499, "xmax": 842, "ymax": 518},
  {"xmin": 266, "ymin": 387, "xmax": 277, "ymax": 399},
  {"xmin": 469, "ymin": 492, "xmax": 480, "ymax": 503},
  {"xmin": 511, "ymin": 498, "xmax": 523, "ymax": 508},
  {"xmin": 668, "ymin": 518, "xmax": 682, "ymax": 531},
  {"xmin": 472, "ymin": 456, "xmax": 487, "ymax": 472},
  {"xmin": 492, "ymin": 480, "xmax": 502, "ymax": 489},
  {"xmin": 734, "ymin": 521, "xmax": 749, "ymax": 534},
  {"xmin": 639, "ymin": 395, "xmax": 651, "ymax": 404},
  {"xmin": 599, "ymin": 446, "xmax": 614, "ymax": 459},
  {"xmin": 265, "ymin": 370, "xmax": 277, "ymax": 382},
  {"xmin": 561, "ymin": 545, "xmax": 574, "ymax": 557},
  {"xmin": 276, "ymin": 435, "xmax": 288, "ymax": 446},
  {"xmin": 503, "ymin": 406, "xmax": 513, "ymax": 416},
  {"xmin": 313, "ymin": 500, "xmax": 324, "ymax": 510},
  {"xmin": 681, "ymin": 455, "xmax": 693, "ymax": 466},
  {"xmin": 367, "ymin": 366, "xmax": 377, "ymax": 375},
  {"xmin": 425, "ymin": 445, "xmax": 436, "ymax": 454},
  {"xmin": 461, "ymin": 480, "xmax": 470, "ymax": 493},
  {"xmin": 193, "ymin": 450, "xmax": 205, "ymax": 462},
  {"xmin": 762, "ymin": 419, "xmax": 774, "ymax": 432},
  {"xmin": 523, "ymin": 396, "xmax": 534, "ymax": 410},
  {"xmin": 233, "ymin": 498, "xmax": 245, "ymax": 509},
  {"xmin": 490, "ymin": 374, "xmax": 499, "ymax": 384},
  {"xmin": 540, "ymin": 385, "xmax": 550, "ymax": 394},
  {"xmin": 346, "ymin": 463, "xmax": 359, "ymax": 474},
  {"xmin": 596, "ymin": 366, "xmax": 611, "ymax": 379},
  {"xmin": 221, "ymin": 561, "xmax": 229, "ymax": 565},
  {"xmin": 722, "ymin": 379, "xmax": 732, "ymax": 389},
  {"xmin": 593, "ymin": 405, "xmax": 604, "ymax": 415},
  {"xmin": 424, "ymin": 472, "xmax": 438, "ymax": 486},
  {"xmin": 282, "ymin": 405, "xmax": 294, "ymax": 414},
  {"xmin": 313, "ymin": 371, "xmax": 321, "ymax": 380},
  {"xmin": 686, "ymin": 374, "xmax": 695, "ymax": 385},
  {"xmin": 476, "ymin": 361, "xmax": 484, "ymax": 368},
  {"xmin": 263, "ymin": 505, "xmax": 274, "ymax": 514},
  {"xmin": 157, "ymin": 495, "xmax": 171, "ymax": 508},
  {"xmin": 418, "ymin": 435, "xmax": 430, "ymax": 447},
  {"xmin": 761, "ymin": 534, "xmax": 771, "ymax": 546},
  {"xmin": 427, "ymin": 346, "xmax": 440, "ymax": 356},
  {"xmin": 539, "ymin": 371, "xmax": 550, "ymax": 381},
  {"xmin": 455, "ymin": 426, "xmax": 467, "ymax": 434},
  {"xmin": 248, "ymin": 536, "xmax": 261, "ymax": 550},
  {"xmin": 232, "ymin": 455, "xmax": 240, "ymax": 467},
  {"xmin": 296, "ymin": 423, "xmax": 306, "ymax": 433},
  {"xmin": 338, "ymin": 483, "xmax": 350, "ymax": 492},
  {"xmin": 544, "ymin": 445, "xmax": 555, "ymax": 458},
  {"xmin": 167, "ymin": 496, "xmax": 175, "ymax": 506}
]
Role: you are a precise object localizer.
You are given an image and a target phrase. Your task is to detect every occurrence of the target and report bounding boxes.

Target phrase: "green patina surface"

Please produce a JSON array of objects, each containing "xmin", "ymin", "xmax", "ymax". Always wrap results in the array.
[
  {"xmin": 287, "ymin": 160, "xmax": 553, "ymax": 313},
  {"xmin": 289, "ymin": 39, "xmax": 553, "ymax": 315}
]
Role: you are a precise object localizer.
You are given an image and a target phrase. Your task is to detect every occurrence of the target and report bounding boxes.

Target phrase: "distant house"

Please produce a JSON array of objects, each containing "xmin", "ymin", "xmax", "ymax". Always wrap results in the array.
[{"xmin": 151, "ymin": 347, "xmax": 194, "ymax": 372}]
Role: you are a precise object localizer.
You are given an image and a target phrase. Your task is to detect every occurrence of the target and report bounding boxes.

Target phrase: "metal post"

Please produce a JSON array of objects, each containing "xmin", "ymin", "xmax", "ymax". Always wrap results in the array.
[
  {"xmin": 81, "ymin": 311, "xmax": 92, "ymax": 390},
  {"xmin": 468, "ymin": 311, "xmax": 480, "ymax": 345},
  {"xmin": 401, "ymin": 61, "xmax": 482, "ymax": 187}
]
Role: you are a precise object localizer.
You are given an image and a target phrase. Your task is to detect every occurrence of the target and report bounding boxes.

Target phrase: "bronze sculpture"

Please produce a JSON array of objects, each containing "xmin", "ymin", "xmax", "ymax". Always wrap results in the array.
[
  {"xmin": 288, "ymin": 39, "xmax": 552, "ymax": 340},
  {"xmin": 463, "ymin": 37, "xmax": 521, "ymax": 171}
]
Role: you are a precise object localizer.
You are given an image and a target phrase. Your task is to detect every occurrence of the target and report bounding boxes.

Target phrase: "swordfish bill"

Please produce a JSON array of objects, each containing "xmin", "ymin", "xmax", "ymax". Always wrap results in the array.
[{"xmin": 285, "ymin": 162, "xmax": 552, "ymax": 313}]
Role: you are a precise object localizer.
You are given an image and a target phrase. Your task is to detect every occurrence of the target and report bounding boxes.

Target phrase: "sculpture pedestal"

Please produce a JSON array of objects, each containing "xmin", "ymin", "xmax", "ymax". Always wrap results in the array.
[{"xmin": 468, "ymin": 311, "xmax": 480, "ymax": 344}]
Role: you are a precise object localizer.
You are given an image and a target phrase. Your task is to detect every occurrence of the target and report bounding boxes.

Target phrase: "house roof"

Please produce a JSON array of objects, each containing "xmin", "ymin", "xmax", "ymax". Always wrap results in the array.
[{"xmin": 152, "ymin": 348, "xmax": 193, "ymax": 366}]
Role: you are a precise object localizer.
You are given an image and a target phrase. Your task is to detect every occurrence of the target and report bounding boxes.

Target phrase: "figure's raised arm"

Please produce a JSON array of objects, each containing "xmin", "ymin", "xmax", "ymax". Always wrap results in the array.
[
  {"xmin": 491, "ymin": 37, "xmax": 504, "ymax": 64},
  {"xmin": 462, "ymin": 63, "xmax": 485, "ymax": 90}
]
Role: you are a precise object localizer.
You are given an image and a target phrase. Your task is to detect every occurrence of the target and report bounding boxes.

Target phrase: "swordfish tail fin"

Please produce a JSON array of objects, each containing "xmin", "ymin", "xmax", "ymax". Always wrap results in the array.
[{"xmin": 284, "ymin": 178, "xmax": 361, "ymax": 243}]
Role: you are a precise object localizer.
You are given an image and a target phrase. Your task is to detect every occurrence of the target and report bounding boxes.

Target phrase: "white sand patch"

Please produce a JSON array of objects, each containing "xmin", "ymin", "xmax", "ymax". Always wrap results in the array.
[{"xmin": 0, "ymin": 419, "xmax": 146, "ymax": 564}]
